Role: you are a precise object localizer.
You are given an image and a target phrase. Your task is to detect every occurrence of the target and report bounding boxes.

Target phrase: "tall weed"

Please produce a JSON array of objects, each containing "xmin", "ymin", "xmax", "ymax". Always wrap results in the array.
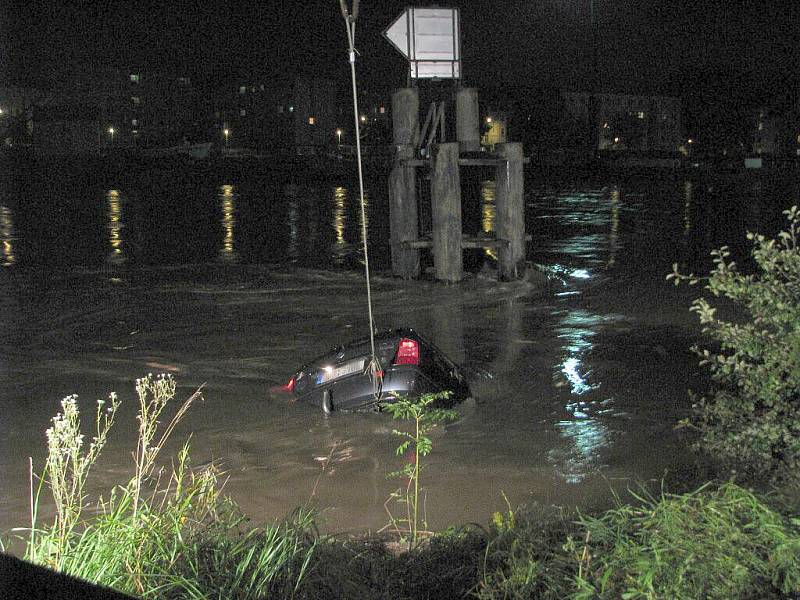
[{"xmin": 22, "ymin": 374, "xmax": 317, "ymax": 598}]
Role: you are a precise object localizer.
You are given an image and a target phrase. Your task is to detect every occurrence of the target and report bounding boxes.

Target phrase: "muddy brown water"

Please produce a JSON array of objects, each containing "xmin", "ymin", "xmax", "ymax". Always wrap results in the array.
[{"xmin": 1, "ymin": 164, "xmax": 795, "ymax": 544}]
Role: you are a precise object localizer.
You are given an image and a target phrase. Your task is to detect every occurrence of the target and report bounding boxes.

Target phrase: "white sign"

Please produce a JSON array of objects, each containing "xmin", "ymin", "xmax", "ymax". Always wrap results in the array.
[{"xmin": 383, "ymin": 8, "xmax": 461, "ymax": 79}]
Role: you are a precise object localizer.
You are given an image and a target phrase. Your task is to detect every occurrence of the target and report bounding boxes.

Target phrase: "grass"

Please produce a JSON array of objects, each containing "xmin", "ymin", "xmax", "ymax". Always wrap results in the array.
[
  {"xmin": 19, "ymin": 374, "xmax": 318, "ymax": 599},
  {"xmin": 10, "ymin": 375, "xmax": 800, "ymax": 599},
  {"xmin": 571, "ymin": 483, "xmax": 800, "ymax": 599},
  {"xmin": 477, "ymin": 483, "xmax": 800, "ymax": 600}
]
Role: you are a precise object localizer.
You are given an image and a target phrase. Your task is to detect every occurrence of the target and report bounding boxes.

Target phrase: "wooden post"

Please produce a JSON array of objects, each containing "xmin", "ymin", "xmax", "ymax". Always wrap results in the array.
[
  {"xmin": 391, "ymin": 88, "xmax": 419, "ymax": 146},
  {"xmin": 495, "ymin": 142, "xmax": 525, "ymax": 280},
  {"xmin": 455, "ymin": 87, "xmax": 480, "ymax": 153},
  {"xmin": 431, "ymin": 142, "xmax": 462, "ymax": 282},
  {"xmin": 389, "ymin": 88, "xmax": 420, "ymax": 278}
]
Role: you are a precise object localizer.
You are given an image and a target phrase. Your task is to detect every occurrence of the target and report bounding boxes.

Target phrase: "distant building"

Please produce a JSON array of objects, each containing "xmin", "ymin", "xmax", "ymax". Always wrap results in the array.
[
  {"xmin": 32, "ymin": 68, "xmax": 202, "ymax": 149},
  {"xmin": 0, "ymin": 86, "xmax": 40, "ymax": 145},
  {"xmin": 100, "ymin": 69, "xmax": 199, "ymax": 148},
  {"xmin": 218, "ymin": 76, "xmax": 339, "ymax": 154},
  {"xmin": 28, "ymin": 70, "xmax": 342, "ymax": 155},
  {"xmin": 293, "ymin": 78, "xmax": 338, "ymax": 153},
  {"xmin": 562, "ymin": 92, "xmax": 683, "ymax": 153},
  {"xmin": 752, "ymin": 108, "xmax": 785, "ymax": 155}
]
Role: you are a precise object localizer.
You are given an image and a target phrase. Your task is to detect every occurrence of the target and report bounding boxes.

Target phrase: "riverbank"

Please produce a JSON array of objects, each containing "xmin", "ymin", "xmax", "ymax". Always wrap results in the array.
[{"xmin": 4, "ymin": 374, "xmax": 798, "ymax": 599}]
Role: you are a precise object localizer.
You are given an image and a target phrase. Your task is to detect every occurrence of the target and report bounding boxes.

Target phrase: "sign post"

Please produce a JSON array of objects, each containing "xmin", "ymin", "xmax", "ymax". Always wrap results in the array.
[{"xmin": 383, "ymin": 8, "xmax": 461, "ymax": 80}]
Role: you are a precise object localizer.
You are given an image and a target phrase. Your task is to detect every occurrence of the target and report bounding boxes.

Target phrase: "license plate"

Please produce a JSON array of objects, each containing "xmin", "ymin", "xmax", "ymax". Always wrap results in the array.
[{"xmin": 316, "ymin": 359, "xmax": 364, "ymax": 384}]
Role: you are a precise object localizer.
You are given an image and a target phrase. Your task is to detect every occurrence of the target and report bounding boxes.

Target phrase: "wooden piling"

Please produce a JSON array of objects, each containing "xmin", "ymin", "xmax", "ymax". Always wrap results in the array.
[
  {"xmin": 495, "ymin": 142, "xmax": 525, "ymax": 280},
  {"xmin": 391, "ymin": 88, "xmax": 419, "ymax": 146},
  {"xmin": 455, "ymin": 87, "xmax": 480, "ymax": 153},
  {"xmin": 431, "ymin": 142, "xmax": 462, "ymax": 282},
  {"xmin": 389, "ymin": 88, "xmax": 420, "ymax": 278}
]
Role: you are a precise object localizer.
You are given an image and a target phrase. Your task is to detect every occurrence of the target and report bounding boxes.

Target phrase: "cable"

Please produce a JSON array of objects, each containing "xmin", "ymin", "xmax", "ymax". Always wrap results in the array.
[{"xmin": 339, "ymin": 1, "xmax": 382, "ymax": 399}]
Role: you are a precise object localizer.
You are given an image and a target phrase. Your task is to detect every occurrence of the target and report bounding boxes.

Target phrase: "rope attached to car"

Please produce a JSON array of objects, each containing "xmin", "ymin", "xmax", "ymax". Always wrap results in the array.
[{"xmin": 339, "ymin": 0, "xmax": 383, "ymax": 401}]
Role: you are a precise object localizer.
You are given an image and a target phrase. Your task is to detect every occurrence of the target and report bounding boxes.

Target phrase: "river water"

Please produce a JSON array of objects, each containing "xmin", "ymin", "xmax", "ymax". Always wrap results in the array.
[{"xmin": 0, "ymin": 159, "xmax": 797, "ymax": 540}]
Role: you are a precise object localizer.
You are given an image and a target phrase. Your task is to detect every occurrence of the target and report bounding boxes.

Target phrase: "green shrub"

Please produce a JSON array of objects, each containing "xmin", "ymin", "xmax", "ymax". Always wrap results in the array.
[
  {"xmin": 572, "ymin": 483, "xmax": 800, "ymax": 599},
  {"xmin": 669, "ymin": 206, "xmax": 800, "ymax": 482},
  {"xmin": 478, "ymin": 484, "xmax": 800, "ymax": 600}
]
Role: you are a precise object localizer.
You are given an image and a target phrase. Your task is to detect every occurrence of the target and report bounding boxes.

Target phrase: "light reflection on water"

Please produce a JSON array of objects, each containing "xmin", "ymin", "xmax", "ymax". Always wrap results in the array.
[
  {"xmin": 535, "ymin": 187, "xmax": 622, "ymax": 271},
  {"xmin": 333, "ymin": 186, "xmax": 347, "ymax": 248},
  {"xmin": 0, "ymin": 204, "xmax": 16, "ymax": 266},
  {"xmin": 550, "ymin": 309, "xmax": 617, "ymax": 482},
  {"xmin": 286, "ymin": 197, "xmax": 300, "ymax": 260},
  {"xmin": 218, "ymin": 184, "xmax": 238, "ymax": 262},
  {"xmin": 329, "ymin": 185, "xmax": 371, "ymax": 266},
  {"xmin": 608, "ymin": 186, "xmax": 620, "ymax": 268},
  {"xmin": 480, "ymin": 180, "xmax": 498, "ymax": 260},
  {"xmin": 1, "ymin": 168, "xmax": 797, "ymax": 537},
  {"xmin": 105, "ymin": 189, "xmax": 125, "ymax": 265}
]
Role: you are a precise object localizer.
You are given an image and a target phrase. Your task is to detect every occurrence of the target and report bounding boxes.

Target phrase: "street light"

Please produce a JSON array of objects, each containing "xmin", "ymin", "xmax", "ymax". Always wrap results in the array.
[
  {"xmin": 108, "ymin": 127, "xmax": 115, "ymax": 144},
  {"xmin": 336, "ymin": 128, "xmax": 342, "ymax": 145},
  {"xmin": 223, "ymin": 128, "xmax": 230, "ymax": 147}
]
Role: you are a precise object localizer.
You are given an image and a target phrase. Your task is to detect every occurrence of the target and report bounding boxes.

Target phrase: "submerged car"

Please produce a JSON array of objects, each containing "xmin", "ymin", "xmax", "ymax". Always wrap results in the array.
[{"xmin": 286, "ymin": 328, "xmax": 470, "ymax": 412}]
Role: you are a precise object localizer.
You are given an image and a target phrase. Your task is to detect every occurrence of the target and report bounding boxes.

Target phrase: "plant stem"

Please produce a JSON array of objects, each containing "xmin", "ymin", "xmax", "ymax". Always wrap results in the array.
[{"xmin": 413, "ymin": 413, "xmax": 420, "ymax": 545}]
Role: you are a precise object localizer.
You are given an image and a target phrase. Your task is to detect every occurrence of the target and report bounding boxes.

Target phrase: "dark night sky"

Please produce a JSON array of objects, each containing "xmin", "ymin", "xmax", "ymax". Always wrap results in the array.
[{"xmin": 2, "ymin": 0, "xmax": 799, "ymax": 97}]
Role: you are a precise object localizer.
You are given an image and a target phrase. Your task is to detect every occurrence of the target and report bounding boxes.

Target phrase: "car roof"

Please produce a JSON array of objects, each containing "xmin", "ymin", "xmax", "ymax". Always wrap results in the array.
[{"xmin": 294, "ymin": 328, "xmax": 428, "ymax": 373}]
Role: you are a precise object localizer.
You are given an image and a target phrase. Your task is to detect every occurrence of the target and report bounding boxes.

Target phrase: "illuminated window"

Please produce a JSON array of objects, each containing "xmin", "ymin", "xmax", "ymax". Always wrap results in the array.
[
  {"xmin": 289, "ymin": 106, "xmax": 294, "ymax": 112},
  {"xmin": 260, "ymin": 84, "xmax": 265, "ymax": 91},
  {"xmin": 177, "ymin": 77, "xmax": 190, "ymax": 86},
  {"xmin": 379, "ymin": 106, "xmax": 385, "ymax": 114},
  {"xmin": 131, "ymin": 118, "xmax": 138, "ymax": 126},
  {"xmin": 130, "ymin": 73, "xmax": 140, "ymax": 83},
  {"xmin": 239, "ymin": 86, "xmax": 247, "ymax": 95},
  {"xmin": 131, "ymin": 96, "xmax": 140, "ymax": 105},
  {"xmin": 240, "ymin": 108, "xmax": 246, "ymax": 116},
  {"xmin": 308, "ymin": 116, "xmax": 316, "ymax": 125},
  {"xmin": 758, "ymin": 122, "xmax": 764, "ymax": 131}
]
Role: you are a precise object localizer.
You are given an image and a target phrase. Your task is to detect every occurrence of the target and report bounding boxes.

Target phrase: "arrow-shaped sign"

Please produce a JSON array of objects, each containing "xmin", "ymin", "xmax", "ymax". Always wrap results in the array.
[{"xmin": 383, "ymin": 7, "xmax": 461, "ymax": 79}]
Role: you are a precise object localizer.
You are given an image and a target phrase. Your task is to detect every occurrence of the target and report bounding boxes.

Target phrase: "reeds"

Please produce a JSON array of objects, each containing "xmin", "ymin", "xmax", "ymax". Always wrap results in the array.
[{"xmin": 21, "ymin": 374, "xmax": 318, "ymax": 598}]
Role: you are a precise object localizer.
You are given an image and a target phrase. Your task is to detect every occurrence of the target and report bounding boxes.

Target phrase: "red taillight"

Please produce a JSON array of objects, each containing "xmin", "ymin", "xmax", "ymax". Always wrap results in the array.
[
  {"xmin": 285, "ymin": 377, "xmax": 296, "ymax": 392},
  {"xmin": 394, "ymin": 338, "xmax": 420, "ymax": 365}
]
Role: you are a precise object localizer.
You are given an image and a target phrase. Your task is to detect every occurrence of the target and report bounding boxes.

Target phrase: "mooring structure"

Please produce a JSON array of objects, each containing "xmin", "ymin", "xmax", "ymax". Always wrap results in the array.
[{"xmin": 383, "ymin": 7, "xmax": 527, "ymax": 282}]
